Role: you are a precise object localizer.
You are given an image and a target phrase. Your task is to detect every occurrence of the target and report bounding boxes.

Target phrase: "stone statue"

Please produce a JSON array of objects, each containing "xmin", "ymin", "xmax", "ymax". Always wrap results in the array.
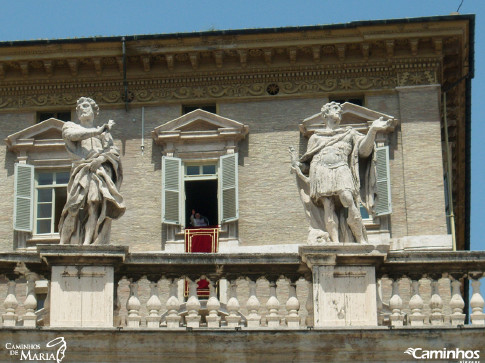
[
  {"xmin": 59, "ymin": 97, "xmax": 125, "ymax": 245},
  {"xmin": 290, "ymin": 102, "xmax": 392, "ymax": 244}
]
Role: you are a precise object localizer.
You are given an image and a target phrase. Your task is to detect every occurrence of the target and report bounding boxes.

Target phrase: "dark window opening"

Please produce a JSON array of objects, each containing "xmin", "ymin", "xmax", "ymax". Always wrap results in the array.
[
  {"xmin": 37, "ymin": 111, "xmax": 71, "ymax": 123},
  {"xmin": 182, "ymin": 104, "xmax": 217, "ymax": 114},
  {"xmin": 36, "ymin": 294, "xmax": 47, "ymax": 311},
  {"xmin": 329, "ymin": 97, "xmax": 364, "ymax": 106},
  {"xmin": 185, "ymin": 179, "xmax": 218, "ymax": 227}
]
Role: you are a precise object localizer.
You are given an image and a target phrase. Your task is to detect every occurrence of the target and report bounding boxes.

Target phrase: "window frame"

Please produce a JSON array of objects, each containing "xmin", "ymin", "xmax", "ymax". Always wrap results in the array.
[
  {"xmin": 33, "ymin": 170, "xmax": 70, "ymax": 236},
  {"xmin": 182, "ymin": 104, "xmax": 217, "ymax": 115},
  {"xmin": 36, "ymin": 111, "xmax": 71, "ymax": 123},
  {"xmin": 184, "ymin": 163, "xmax": 218, "ymax": 180},
  {"xmin": 162, "ymin": 155, "xmax": 239, "ymax": 228}
]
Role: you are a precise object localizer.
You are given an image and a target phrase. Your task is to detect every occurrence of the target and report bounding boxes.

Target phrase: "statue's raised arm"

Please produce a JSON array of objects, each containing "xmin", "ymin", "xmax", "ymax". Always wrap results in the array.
[{"xmin": 358, "ymin": 116, "xmax": 393, "ymax": 158}]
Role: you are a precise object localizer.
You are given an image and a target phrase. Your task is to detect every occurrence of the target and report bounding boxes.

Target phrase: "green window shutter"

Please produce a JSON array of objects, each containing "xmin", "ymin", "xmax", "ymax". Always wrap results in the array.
[
  {"xmin": 14, "ymin": 163, "xmax": 34, "ymax": 232},
  {"xmin": 219, "ymin": 153, "xmax": 239, "ymax": 223},
  {"xmin": 375, "ymin": 146, "xmax": 392, "ymax": 216},
  {"xmin": 162, "ymin": 156, "xmax": 182, "ymax": 225}
]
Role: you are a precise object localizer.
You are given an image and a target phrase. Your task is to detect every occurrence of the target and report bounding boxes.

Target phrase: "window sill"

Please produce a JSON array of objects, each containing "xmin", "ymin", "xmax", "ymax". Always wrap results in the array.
[{"xmin": 27, "ymin": 234, "xmax": 60, "ymax": 245}]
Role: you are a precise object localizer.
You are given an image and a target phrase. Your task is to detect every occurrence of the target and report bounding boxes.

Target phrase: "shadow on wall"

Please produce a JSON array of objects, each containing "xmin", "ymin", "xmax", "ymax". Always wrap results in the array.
[
  {"xmin": 151, "ymin": 141, "xmax": 162, "ymax": 171},
  {"xmin": 4, "ymin": 148, "xmax": 15, "ymax": 177}
]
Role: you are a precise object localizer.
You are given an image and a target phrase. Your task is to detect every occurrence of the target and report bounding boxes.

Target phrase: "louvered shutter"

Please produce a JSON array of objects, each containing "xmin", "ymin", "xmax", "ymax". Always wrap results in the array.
[
  {"xmin": 219, "ymin": 153, "xmax": 238, "ymax": 223},
  {"xmin": 375, "ymin": 146, "xmax": 392, "ymax": 216},
  {"xmin": 162, "ymin": 156, "xmax": 182, "ymax": 225},
  {"xmin": 13, "ymin": 163, "xmax": 34, "ymax": 231}
]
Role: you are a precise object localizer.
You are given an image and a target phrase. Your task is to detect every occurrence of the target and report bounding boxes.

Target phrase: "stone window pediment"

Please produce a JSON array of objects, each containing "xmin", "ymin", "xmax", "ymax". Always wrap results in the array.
[
  {"xmin": 5, "ymin": 118, "xmax": 67, "ymax": 161},
  {"xmin": 152, "ymin": 109, "xmax": 249, "ymax": 148},
  {"xmin": 299, "ymin": 102, "xmax": 398, "ymax": 137}
]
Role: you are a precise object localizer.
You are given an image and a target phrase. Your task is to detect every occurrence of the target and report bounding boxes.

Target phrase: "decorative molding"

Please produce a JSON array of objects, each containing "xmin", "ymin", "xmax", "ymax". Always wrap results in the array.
[{"xmin": 0, "ymin": 62, "xmax": 439, "ymax": 110}]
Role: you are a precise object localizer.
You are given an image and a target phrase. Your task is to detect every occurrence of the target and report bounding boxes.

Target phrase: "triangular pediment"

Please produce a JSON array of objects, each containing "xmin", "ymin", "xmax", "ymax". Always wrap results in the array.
[
  {"xmin": 152, "ymin": 109, "xmax": 248, "ymax": 145},
  {"xmin": 178, "ymin": 119, "xmax": 220, "ymax": 132},
  {"xmin": 5, "ymin": 118, "xmax": 65, "ymax": 150},
  {"xmin": 154, "ymin": 109, "xmax": 246, "ymax": 133},
  {"xmin": 300, "ymin": 102, "xmax": 398, "ymax": 137}
]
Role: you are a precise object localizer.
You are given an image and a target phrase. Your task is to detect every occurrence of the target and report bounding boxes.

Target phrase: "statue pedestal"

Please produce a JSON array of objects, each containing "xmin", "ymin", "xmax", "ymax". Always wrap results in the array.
[
  {"xmin": 38, "ymin": 245, "xmax": 127, "ymax": 328},
  {"xmin": 299, "ymin": 243, "xmax": 388, "ymax": 327}
]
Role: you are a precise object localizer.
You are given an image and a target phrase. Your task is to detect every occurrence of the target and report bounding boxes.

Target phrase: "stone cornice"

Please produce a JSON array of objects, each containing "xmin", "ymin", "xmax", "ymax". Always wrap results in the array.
[
  {"xmin": 0, "ymin": 58, "xmax": 441, "ymax": 111},
  {"xmin": 0, "ymin": 19, "xmax": 468, "ymax": 85}
]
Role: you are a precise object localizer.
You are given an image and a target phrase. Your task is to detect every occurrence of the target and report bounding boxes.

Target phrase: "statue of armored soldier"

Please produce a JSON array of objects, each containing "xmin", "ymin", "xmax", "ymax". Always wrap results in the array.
[{"xmin": 290, "ymin": 102, "xmax": 392, "ymax": 244}]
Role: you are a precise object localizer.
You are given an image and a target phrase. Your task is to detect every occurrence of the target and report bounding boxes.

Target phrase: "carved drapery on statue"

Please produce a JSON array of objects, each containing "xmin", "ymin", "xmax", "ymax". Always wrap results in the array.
[
  {"xmin": 59, "ymin": 97, "xmax": 125, "ymax": 245},
  {"xmin": 297, "ymin": 128, "xmax": 377, "ymax": 243},
  {"xmin": 291, "ymin": 102, "xmax": 393, "ymax": 244}
]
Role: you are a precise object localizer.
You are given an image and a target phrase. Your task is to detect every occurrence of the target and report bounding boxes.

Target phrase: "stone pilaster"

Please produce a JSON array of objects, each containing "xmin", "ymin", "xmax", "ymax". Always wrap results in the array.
[
  {"xmin": 38, "ymin": 245, "xmax": 128, "ymax": 328},
  {"xmin": 299, "ymin": 243, "xmax": 388, "ymax": 327}
]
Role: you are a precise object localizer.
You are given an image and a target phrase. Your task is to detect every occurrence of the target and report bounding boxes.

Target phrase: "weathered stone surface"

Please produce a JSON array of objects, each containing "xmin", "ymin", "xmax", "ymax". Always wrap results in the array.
[
  {"xmin": 50, "ymin": 265, "xmax": 114, "ymax": 328},
  {"xmin": 0, "ymin": 328, "xmax": 483, "ymax": 362},
  {"xmin": 300, "ymin": 244, "xmax": 388, "ymax": 327},
  {"xmin": 59, "ymin": 97, "xmax": 125, "ymax": 246}
]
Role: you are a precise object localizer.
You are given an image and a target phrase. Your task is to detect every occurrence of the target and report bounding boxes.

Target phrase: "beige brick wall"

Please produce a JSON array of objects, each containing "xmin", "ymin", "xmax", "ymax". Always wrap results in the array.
[
  {"xmin": 0, "ymin": 89, "xmax": 447, "ymax": 251},
  {"xmin": 101, "ymin": 105, "xmax": 181, "ymax": 251},
  {"xmin": 0, "ymin": 112, "xmax": 36, "ymax": 251},
  {"xmin": 220, "ymin": 98, "xmax": 323, "ymax": 245},
  {"xmin": 396, "ymin": 86, "xmax": 447, "ymax": 236},
  {"xmin": 367, "ymin": 93, "xmax": 408, "ymax": 238}
]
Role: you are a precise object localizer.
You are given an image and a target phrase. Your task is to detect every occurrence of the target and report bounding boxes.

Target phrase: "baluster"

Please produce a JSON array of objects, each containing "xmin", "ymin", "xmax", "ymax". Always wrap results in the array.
[
  {"xmin": 470, "ymin": 272, "xmax": 485, "ymax": 325},
  {"xmin": 376, "ymin": 278, "xmax": 384, "ymax": 326},
  {"xmin": 146, "ymin": 282, "xmax": 162, "ymax": 328},
  {"xmin": 429, "ymin": 280, "xmax": 444, "ymax": 326},
  {"xmin": 3, "ymin": 280, "xmax": 18, "ymax": 327},
  {"xmin": 449, "ymin": 276, "xmax": 465, "ymax": 326},
  {"xmin": 305, "ymin": 279, "xmax": 314, "ymax": 327},
  {"xmin": 23, "ymin": 275, "xmax": 37, "ymax": 328},
  {"xmin": 408, "ymin": 279, "xmax": 425, "ymax": 327},
  {"xmin": 225, "ymin": 280, "xmax": 241, "ymax": 328},
  {"xmin": 126, "ymin": 281, "xmax": 141, "ymax": 328},
  {"xmin": 246, "ymin": 278, "xmax": 261, "ymax": 328},
  {"xmin": 266, "ymin": 281, "xmax": 281, "ymax": 328},
  {"xmin": 185, "ymin": 278, "xmax": 201, "ymax": 328},
  {"xmin": 286, "ymin": 281, "xmax": 300, "ymax": 328},
  {"xmin": 206, "ymin": 279, "xmax": 221, "ymax": 328},
  {"xmin": 165, "ymin": 279, "xmax": 181, "ymax": 328},
  {"xmin": 389, "ymin": 278, "xmax": 403, "ymax": 327}
]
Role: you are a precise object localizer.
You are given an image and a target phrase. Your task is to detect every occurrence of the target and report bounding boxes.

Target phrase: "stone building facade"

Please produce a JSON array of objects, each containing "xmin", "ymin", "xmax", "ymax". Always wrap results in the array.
[
  {"xmin": 0, "ymin": 15, "xmax": 472, "ymax": 252},
  {"xmin": 0, "ymin": 14, "xmax": 482, "ymax": 362}
]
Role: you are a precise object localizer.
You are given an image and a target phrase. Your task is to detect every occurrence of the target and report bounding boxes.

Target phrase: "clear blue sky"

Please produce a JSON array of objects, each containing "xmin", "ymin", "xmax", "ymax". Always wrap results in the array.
[{"xmin": 0, "ymin": 1, "xmax": 483, "ymax": 252}]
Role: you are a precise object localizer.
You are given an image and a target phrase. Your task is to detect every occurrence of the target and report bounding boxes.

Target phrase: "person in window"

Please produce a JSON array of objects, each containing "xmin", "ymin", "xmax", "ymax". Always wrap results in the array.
[
  {"xmin": 190, "ymin": 209, "xmax": 209, "ymax": 227},
  {"xmin": 59, "ymin": 97, "xmax": 125, "ymax": 245}
]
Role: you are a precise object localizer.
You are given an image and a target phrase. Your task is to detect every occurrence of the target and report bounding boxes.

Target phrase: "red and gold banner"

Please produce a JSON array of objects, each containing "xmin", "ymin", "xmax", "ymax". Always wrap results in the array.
[
  {"xmin": 184, "ymin": 227, "xmax": 218, "ymax": 297},
  {"xmin": 184, "ymin": 227, "xmax": 219, "ymax": 253}
]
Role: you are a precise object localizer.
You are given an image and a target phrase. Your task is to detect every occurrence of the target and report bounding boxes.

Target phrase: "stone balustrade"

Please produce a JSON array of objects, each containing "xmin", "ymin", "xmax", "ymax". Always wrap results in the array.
[
  {"xmin": 377, "ymin": 272, "xmax": 485, "ymax": 327},
  {"xmin": 114, "ymin": 274, "xmax": 311, "ymax": 329},
  {"xmin": 0, "ymin": 247, "xmax": 483, "ymax": 330}
]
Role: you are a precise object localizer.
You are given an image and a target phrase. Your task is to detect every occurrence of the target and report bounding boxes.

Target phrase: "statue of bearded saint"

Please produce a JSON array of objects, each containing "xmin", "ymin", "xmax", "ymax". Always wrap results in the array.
[
  {"xmin": 290, "ymin": 102, "xmax": 392, "ymax": 244},
  {"xmin": 59, "ymin": 97, "xmax": 125, "ymax": 245}
]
